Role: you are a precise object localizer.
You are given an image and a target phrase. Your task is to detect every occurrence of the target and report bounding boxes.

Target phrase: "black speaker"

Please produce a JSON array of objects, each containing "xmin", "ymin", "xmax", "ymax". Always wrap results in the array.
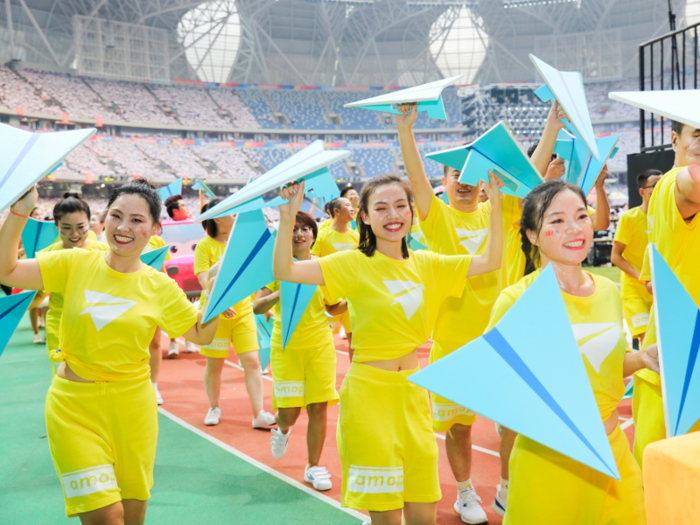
[{"xmin": 626, "ymin": 150, "xmax": 676, "ymax": 208}]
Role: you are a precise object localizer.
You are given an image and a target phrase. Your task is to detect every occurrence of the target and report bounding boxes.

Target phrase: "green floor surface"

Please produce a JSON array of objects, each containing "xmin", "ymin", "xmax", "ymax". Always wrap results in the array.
[{"xmin": 0, "ymin": 321, "xmax": 360, "ymax": 524}]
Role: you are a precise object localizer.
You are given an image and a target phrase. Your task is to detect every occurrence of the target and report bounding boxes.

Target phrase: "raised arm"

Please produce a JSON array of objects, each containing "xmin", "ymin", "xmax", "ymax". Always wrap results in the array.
[
  {"xmin": 532, "ymin": 101, "xmax": 567, "ymax": 178},
  {"xmin": 675, "ymin": 164, "xmax": 700, "ymax": 219},
  {"xmin": 273, "ymin": 181, "xmax": 326, "ymax": 286},
  {"xmin": 468, "ymin": 172, "xmax": 504, "ymax": 277},
  {"xmin": 0, "ymin": 187, "xmax": 44, "ymax": 290},
  {"xmin": 396, "ymin": 103, "xmax": 434, "ymax": 220},
  {"xmin": 590, "ymin": 165, "xmax": 611, "ymax": 231}
]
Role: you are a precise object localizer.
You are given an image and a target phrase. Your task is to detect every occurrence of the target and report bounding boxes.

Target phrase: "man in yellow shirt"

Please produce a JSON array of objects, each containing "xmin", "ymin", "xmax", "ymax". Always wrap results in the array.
[
  {"xmin": 634, "ymin": 120, "xmax": 700, "ymax": 466},
  {"xmin": 611, "ymin": 169, "xmax": 662, "ymax": 345}
]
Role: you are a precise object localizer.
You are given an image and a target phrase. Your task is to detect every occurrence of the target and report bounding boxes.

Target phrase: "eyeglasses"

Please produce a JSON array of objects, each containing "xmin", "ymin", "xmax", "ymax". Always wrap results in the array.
[
  {"xmin": 292, "ymin": 226, "xmax": 312, "ymax": 234},
  {"xmin": 641, "ymin": 183, "xmax": 658, "ymax": 190}
]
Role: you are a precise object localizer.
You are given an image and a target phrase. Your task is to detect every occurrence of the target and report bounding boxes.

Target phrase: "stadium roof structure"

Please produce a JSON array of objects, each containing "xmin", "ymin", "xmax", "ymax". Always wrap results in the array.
[{"xmin": 0, "ymin": 0, "xmax": 690, "ymax": 86}]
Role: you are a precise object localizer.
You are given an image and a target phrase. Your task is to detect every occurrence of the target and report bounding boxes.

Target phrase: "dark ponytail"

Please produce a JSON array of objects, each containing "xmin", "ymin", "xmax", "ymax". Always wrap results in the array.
[
  {"xmin": 53, "ymin": 192, "xmax": 91, "ymax": 223},
  {"xmin": 107, "ymin": 179, "xmax": 162, "ymax": 226}
]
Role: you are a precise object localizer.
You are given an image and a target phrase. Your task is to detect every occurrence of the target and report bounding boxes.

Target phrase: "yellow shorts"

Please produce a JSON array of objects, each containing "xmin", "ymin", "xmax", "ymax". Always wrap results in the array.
[
  {"xmin": 200, "ymin": 312, "xmax": 259, "ymax": 358},
  {"xmin": 271, "ymin": 338, "xmax": 339, "ymax": 410},
  {"xmin": 622, "ymin": 285, "xmax": 652, "ymax": 338},
  {"xmin": 430, "ymin": 340, "xmax": 477, "ymax": 431},
  {"xmin": 505, "ymin": 424, "xmax": 646, "ymax": 525},
  {"xmin": 45, "ymin": 375, "xmax": 158, "ymax": 517},
  {"xmin": 338, "ymin": 362, "xmax": 441, "ymax": 512}
]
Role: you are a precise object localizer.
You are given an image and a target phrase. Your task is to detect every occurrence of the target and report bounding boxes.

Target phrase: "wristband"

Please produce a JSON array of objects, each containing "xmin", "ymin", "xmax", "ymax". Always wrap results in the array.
[{"xmin": 10, "ymin": 210, "xmax": 29, "ymax": 219}]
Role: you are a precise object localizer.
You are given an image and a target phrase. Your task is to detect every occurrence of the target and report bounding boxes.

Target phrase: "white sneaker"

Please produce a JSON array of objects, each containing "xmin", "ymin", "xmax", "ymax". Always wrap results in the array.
[
  {"xmin": 270, "ymin": 427, "xmax": 289, "ymax": 459},
  {"xmin": 204, "ymin": 407, "xmax": 221, "ymax": 426},
  {"xmin": 32, "ymin": 333, "xmax": 44, "ymax": 344},
  {"xmin": 495, "ymin": 421, "xmax": 504, "ymax": 438},
  {"xmin": 252, "ymin": 410, "xmax": 276, "ymax": 429},
  {"xmin": 454, "ymin": 487, "xmax": 488, "ymax": 524},
  {"xmin": 304, "ymin": 465, "xmax": 332, "ymax": 491},
  {"xmin": 492, "ymin": 482, "xmax": 508, "ymax": 517},
  {"xmin": 185, "ymin": 341, "xmax": 198, "ymax": 353},
  {"xmin": 153, "ymin": 384, "xmax": 163, "ymax": 406},
  {"xmin": 167, "ymin": 341, "xmax": 179, "ymax": 357}
]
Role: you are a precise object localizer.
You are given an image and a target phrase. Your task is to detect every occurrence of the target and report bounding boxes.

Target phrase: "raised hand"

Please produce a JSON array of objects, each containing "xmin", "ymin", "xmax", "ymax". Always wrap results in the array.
[
  {"xmin": 546, "ymin": 100, "xmax": 568, "ymax": 131},
  {"xmin": 483, "ymin": 170, "xmax": 505, "ymax": 204},
  {"xmin": 396, "ymin": 103, "xmax": 418, "ymax": 130},
  {"xmin": 11, "ymin": 185, "xmax": 39, "ymax": 217},
  {"xmin": 595, "ymin": 163, "xmax": 609, "ymax": 189},
  {"xmin": 278, "ymin": 180, "xmax": 305, "ymax": 219},
  {"xmin": 544, "ymin": 157, "xmax": 566, "ymax": 181}
]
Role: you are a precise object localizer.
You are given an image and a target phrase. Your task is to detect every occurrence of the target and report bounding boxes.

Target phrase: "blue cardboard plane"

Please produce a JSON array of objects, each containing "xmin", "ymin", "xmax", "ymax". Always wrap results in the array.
[
  {"xmin": 426, "ymin": 122, "xmax": 544, "ymax": 199},
  {"xmin": 21, "ymin": 218, "xmax": 58, "ymax": 258},
  {"xmin": 255, "ymin": 314, "xmax": 274, "ymax": 370},
  {"xmin": 192, "ymin": 177, "xmax": 216, "ymax": 198},
  {"xmin": 158, "ymin": 178, "xmax": 183, "ymax": 201},
  {"xmin": 140, "ymin": 245, "xmax": 170, "ymax": 271},
  {"xmin": 409, "ymin": 265, "xmax": 619, "ymax": 479},
  {"xmin": 650, "ymin": 245, "xmax": 700, "ymax": 437},
  {"xmin": 553, "ymin": 129, "xmax": 620, "ymax": 195},
  {"xmin": 280, "ymin": 281, "xmax": 317, "ymax": 349},
  {"xmin": 0, "ymin": 124, "xmax": 95, "ymax": 213},
  {"xmin": 0, "ymin": 290, "xmax": 37, "ymax": 358}
]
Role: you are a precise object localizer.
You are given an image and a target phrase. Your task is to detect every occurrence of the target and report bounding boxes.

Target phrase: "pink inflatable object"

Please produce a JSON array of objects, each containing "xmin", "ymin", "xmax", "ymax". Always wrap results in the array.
[{"xmin": 164, "ymin": 255, "xmax": 202, "ymax": 298}]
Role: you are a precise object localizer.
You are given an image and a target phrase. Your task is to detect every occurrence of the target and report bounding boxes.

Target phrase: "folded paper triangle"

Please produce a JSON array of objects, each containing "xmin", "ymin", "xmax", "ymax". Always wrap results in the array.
[
  {"xmin": 553, "ymin": 129, "xmax": 620, "ymax": 195},
  {"xmin": 650, "ymin": 244, "xmax": 700, "ymax": 437},
  {"xmin": 0, "ymin": 124, "xmax": 95, "ymax": 212},
  {"xmin": 159, "ymin": 178, "xmax": 183, "ymax": 201},
  {"xmin": 140, "ymin": 245, "xmax": 170, "ymax": 271},
  {"xmin": 608, "ymin": 90, "xmax": 700, "ymax": 130},
  {"xmin": 255, "ymin": 314, "xmax": 274, "ymax": 370},
  {"xmin": 409, "ymin": 265, "xmax": 619, "ymax": 479},
  {"xmin": 0, "ymin": 290, "xmax": 37, "ymax": 358},
  {"xmin": 21, "ymin": 218, "xmax": 58, "ymax": 258},
  {"xmin": 192, "ymin": 177, "xmax": 216, "ymax": 198},
  {"xmin": 280, "ymin": 281, "xmax": 317, "ymax": 349}
]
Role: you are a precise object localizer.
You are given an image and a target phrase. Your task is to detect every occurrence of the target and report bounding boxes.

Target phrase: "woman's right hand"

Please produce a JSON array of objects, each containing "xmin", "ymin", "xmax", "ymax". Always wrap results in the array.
[
  {"xmin": 279, "ymin": 180, "xmax": 305, "ymax": 219},
  {"xmin": 11, "ymin": 186, "xmax": 39, "ymax": 217}
]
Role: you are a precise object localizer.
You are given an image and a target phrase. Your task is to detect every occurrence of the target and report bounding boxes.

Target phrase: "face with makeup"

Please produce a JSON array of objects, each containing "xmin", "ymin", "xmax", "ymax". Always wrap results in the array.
[
  {"xmin": 106, "ymin": 194, "xmax": 160, "ymax": 257},
  {"xmin": 361, "ymin": 183, "xmax": 413, "ymax": 243},
  {"xmin": 57, "ymin": 211, "xmax": 91, "ymax": 249},
  {"xmin": 292, "ymin": 219, "xmax": 315, "ymax": 258},
  {"xmin": 443, "ymin": 167, "xmax": 481, "ymax": 208},
  {"xmin": 672, "ymin": 124, "xmax": 700, "ymax": 167},
  {"xmin": 527, "ymin": 189, "xmax": 593, "ymax": 268},
  {"xmin": 90, "ymin": 213, "xmax": 105, "ymax": 234}
]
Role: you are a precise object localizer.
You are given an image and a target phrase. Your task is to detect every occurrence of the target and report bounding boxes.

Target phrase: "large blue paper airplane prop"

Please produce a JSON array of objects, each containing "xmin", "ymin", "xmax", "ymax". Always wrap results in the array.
[
  {"xmin": 280, "ymin": 280, "xmax": 317, "ymax": 349},
  {"xmin": 140, "ymin": 245, "xmax": 170, "ymax": 270},
  {"xmin": 198, "ymin": 141, "xmax": 349, "ymax": 221},
  {"xmin": 553, "ymin": 129, "xmax": 620, "ymax": 195},
  {"xmin": 255, "ymin": 314, "xmax": 274, "ymax": 370},
  {"xmin": 650, "ymin": 245, "xmax": 700, "ymax": 437},
  {"xmin": 344, "ymin": 75, "xmax": 463, "ymax": 121},
  {"xmin": 530, "ymin": 55, "xmax": 600, "ymax": 160},
  {"xmin": 0, "ymin": 124, "xmax": 95, "ymax": 213},
  {"xmin": 158, "ymin": 178, "xmax": 183, "ymax": 201},
  {"xmin": 426, "ymin": 122, "xmax": 544, "ymax": 199},
  {"xmin": 203, "ymin": 210, "xmax": 274, "ymax": 323},
  {"xmin": 192, "ymin": 177, "xmax": 216, "ymax": 198},
  {"xmin": 609, "ymin": 90, "xmax": 700, "ymax": 130},
  {"xmin": 409, "ymin": 265, "xmax": 619, "ymax": 479},
  {"xmin": 0, "ymin": 290, "xmax": 37, "ymax": 358},
  {"xmin": 21, "ymin": 218, "xmax": 58, "ymax": 258}
]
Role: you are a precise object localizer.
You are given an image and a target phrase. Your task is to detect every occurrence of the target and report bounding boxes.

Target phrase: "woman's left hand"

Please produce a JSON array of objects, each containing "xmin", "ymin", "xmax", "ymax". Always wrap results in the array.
[{"xmin": 279, "ymin": 180, "xmax": 305, "ymax": 219}]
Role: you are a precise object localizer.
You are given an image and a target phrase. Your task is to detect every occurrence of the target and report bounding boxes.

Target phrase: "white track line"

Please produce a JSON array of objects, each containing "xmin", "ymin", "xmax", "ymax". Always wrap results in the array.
[
  {"xmin": 620, "ymin": 418, "xmax": 635, "ymax": 431},
  {"xmin": 158, "ymin": 408, "xmax": 367, "ymax": 522},
  {"xmin": 433, "ymin": 432, "xmax": 501, "ymax": 458}
]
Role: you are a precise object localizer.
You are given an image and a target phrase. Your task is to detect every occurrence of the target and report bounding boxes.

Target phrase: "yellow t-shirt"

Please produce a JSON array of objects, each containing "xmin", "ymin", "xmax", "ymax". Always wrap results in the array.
[
  {"xmin": 486, "ymin": 270, "xmax": 630, "ymax": 421},
  {"xmin": 37, "ymin": 249, "xmax": 198, "ymax": 381},
  {"xmin": 265, "ymin": 279, "xmax": 334, "ymax": 351},
  {"xmin": 614, "ymin": 206, "xmax": 651, "ymax": 300},
  {"xmin": 311, "ymin": 226, "xmax": 360, "ymax": 257},
  {"xmin": 193, "ymin": 235, "xmax": 253, "ymax": 317},
  {"xmin": 318, "ymin": 219, "xmax": 332, "ymax": 231},
  {"xmin": 638, "ymin": 166, "xmax": 699, "ymax": 384},
  {"xmin": 318, "ymin": 249, "xmax": 471, "ymax": 362},
  {"xmin": 418, "ymin": 193, "xmax": 522, "ymax": 344}
]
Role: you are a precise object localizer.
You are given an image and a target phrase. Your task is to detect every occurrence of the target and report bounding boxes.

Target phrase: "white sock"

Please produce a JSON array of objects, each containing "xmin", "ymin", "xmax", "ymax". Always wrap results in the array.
[
  {"xmin": 500, "ymin": 477, "xmax": 509, "ymax": 488},
  {"xmin": 152, "ymin": 382, "xmax": 157, "ymax": 388},
  {"xmin": 457, "ymin": 479, "xmax": 473, "ymax": 492}
]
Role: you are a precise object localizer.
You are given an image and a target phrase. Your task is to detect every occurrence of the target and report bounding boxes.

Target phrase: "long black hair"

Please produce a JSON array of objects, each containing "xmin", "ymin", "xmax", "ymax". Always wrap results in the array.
[{"xmin": 107, "ymin": 179, "xmax": 162, "ymax": 226}]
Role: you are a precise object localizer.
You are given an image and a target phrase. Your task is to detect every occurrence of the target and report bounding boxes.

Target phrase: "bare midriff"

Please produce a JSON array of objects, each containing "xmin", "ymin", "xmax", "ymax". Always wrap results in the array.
[
  {"xmin": 57, "ymin": 362, "xmax": 93, "ymax": 383},
  {"xmin": 362, "ymin": 348, "xmax": 419, "ymax": 372}
]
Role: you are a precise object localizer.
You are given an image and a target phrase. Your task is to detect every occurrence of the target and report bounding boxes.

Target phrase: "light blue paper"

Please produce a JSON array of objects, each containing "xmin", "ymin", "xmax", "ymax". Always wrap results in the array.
[
  {"xmin": 0, "ymin": 290, "xmax": 37, "ymax": 358},
  {"xmin": 159, "ymin": 178, "xmax": 183, "ymax": 201},
  {"xmin": 553, "ymin": 128, "xmax": 620, "ymax": 195},
  {"xmin": 192, "ymin": 177, "xmax": 216, "ymax": 198},
  {"xmin": 426, "ymin": 122, "xmax": 544, "ymax": 199},
  {"xmin": 409, "ymin": 265, "xmax": 619, "ymax": 479},
  {"xmin": 198, "ymin": 141, "xmax": 349, "ymax": 221},
  {"xmin": 203, "ymin": 210, "xmax": 274, "ymax": 323},
  {"xmin": 21, "ymin": 218, "xmax": 58, "ymax": 258},
  {"xmin": 0, "ymin": 124, "xmax": 95, "ymax": 212},
  {"xmin": 608, "ymin": 90, "xmax": 700, "ymax": 130},
  {"xmin": 255, "ymin": 314, "xmax": 274, "ymax": 370},
  {"xmin": 530, "ymin": 54, "xmax": 600, "ymax": 160},
  {"xmin": 409, "ymin": 231, "xmax": 428, "ymax": 251},
  {"xmin": 578, "ymin": 133, "xmax": 620, "ymax": 196},
  {"xmin": 650, "ymin": 245, "xmax": 700, "ymax": 437},
  {"xmin": 140, "ymin": 245, "xmax": 170, "ymax": 270},
  {"xmin": 623, "ymin": 377, "xmax": 634, "ymax": 400},
  {"xmin": 280, "ymin": 281, "xmax": 317, "ymax": 349}
]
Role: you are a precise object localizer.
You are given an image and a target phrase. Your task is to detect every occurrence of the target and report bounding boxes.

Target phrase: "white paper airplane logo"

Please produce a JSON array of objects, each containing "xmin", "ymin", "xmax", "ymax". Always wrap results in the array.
[
  {"xmin": 383, "ymin": 280, "xmax": 425, "ymax": 320},
  {"xmin": 455, "ymin": 228, "xmax": 487, "ymax": 255},
  {"xmin": 332, "ymin": 243, "xmax": 354, "ymax": 252},
  {"xmin": 571, "ymin": 323, "xmax": 620, "ymax": 373},
  {"xmin": 79, "ymin": 290, "xmax": 137, "ymax": 331}
]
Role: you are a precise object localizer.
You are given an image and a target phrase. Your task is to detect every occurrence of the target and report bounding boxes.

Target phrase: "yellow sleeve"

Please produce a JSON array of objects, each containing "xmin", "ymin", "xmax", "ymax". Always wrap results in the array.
[
  {"xmin": 310, "ymin": 230, "xmax": 324, "ymax": 256},
  {"xmin": 639, "ymin": 246, "xmax": 651, "ymax": 283},
  {"xmin": 266, "ymin": 280, "xmax": 280, "ymax": 293},
  {"xmin": 587, "ymin": 205, "xmax": 595, "ymax": 217},
  {"xmin": 193, "ymin": 239, "xmax": 211, "ymax": 275},
  {"xmin": 613, "ymin": 213, "xmax": 632, "ymax": 245},
  {"xmin": 484, "ymin": 288, "xmax": 519, "ymax": 333},
  {"xmin": 88, "ymin": 230, "xmax": 97, "ymax": 241},
  {"xmin": 317, "ymin": 251, "xmax": 360, "ymax": 303},
  {"xmin": 432, "ymin": 252, "xmax": 472, "ymax": 298},
  {"xmin": 158, "ymin": 276, "xmax": 200, "ymax": 338},
  {"xmin": 350, "ymin": 229, "xmax": 360, "ymax": 244},
  {"xmin": 36, "ymin": 249, "xmax": 76, "ymax": 294}
]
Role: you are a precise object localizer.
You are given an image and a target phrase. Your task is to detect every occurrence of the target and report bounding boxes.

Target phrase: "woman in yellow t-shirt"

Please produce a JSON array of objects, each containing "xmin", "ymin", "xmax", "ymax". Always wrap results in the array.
[
  {"xmin": 195, "ymin": 198, "xmax": 276, "ymax": 429},
  {"xmin": 0, "ymin": 181, "xmax": 219, "ymax": 523},
  {"xmin": 39, "ymin": 192, "xmax": 109, "ymax": 375},
  {"xmin": 254, "ymin": 210, "xmax": 345, "ymax": 491},
  {"xmin": 273, "ymin": 173, "xmax": 504, "ymax": 525},
  {"xmin": 490, "ymin": 180, "xmax": 659, "ymax": 525}
]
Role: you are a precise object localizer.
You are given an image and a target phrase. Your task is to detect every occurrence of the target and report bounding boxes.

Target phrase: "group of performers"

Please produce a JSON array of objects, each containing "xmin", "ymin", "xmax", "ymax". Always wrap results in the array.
[{"xmin": 0, "ymin": 97, "xmax": 698, "ymax": 525}]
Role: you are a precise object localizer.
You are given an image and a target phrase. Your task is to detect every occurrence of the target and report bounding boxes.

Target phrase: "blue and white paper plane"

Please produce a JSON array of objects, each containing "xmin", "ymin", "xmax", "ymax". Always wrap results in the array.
[
  {"xmin": 409, "ymin": 265, "xmax": 619, "ymax": 479},
  {"xmin": 203, "ymin": 210, "xmax": 274, "ymax": 323},
  {"xmin": 159, "ymin": 178, "xmax": 183, "ymax": 201},
  {"xmin": 554, "ymin": 129, "xmax": 620, "ymax": 195},
  {"xmin": 255, "ymin": 314, "xmax": 274, "ymax": 370},
  {"xmin": 140, "ymin": 245, "xmax": 170, "ymax": 271},
  {"xmin": 609, "ymin": 90, "xmax": 700, "ymax": 130},
  {"xmin": 650, "ymin": 244, "xmax": 700, "ymax": 437},
  {"xmin": 0, "ymin": 124, "xmax": 95, "ymax": 213},
  {"xmin": 21, "ymin": 218, "xmax": 58, "ymax": 259},
  {"xmin": 531, "ymin": 55, "xmax": 600, "ymax": 160},
  {"xmin": 192, "ymin": 177, "xmax": 216, "ymax": 198},
  {"xmin": 198, "ymin": 141, "xmax": 349, "ymax": 221},
  {"xmin": 426, "ymin": 122, "xmax": 544, "ymax": 199},
  {"xmin": 344, "ymin": 75, "xmax": 463, "ymax": 121},
  {"xmin": 0, "ymin": 290, "xmax": 37, "ymax": 358},
  {"xmin": 280, "ymin": 281, "xmax": 317, "ymax": 349}
]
